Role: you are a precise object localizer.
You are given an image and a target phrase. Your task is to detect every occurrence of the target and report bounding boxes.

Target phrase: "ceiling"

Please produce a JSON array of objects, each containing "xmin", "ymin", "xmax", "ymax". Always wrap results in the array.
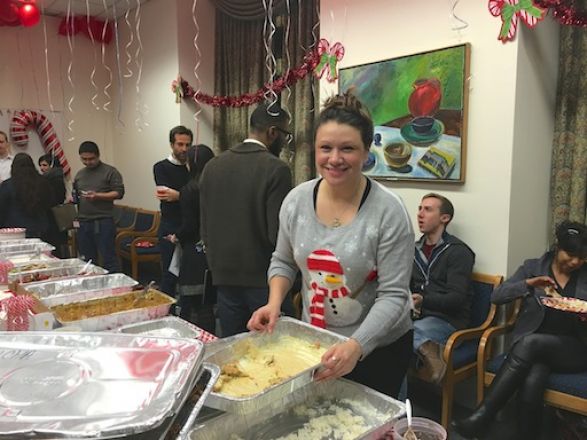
[{"xmin": 36, "ymin": 0, "xmax": 151, "ymax": 19}]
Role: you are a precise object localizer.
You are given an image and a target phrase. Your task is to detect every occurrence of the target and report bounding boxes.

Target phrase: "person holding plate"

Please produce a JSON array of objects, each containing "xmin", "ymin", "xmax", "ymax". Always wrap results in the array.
[
  {"xmin": 248, "ymin": 92, "xmax": 414, "ymax": 398},
  {"xmin": 453, "ymin": 221, "xmax": 587, "ymax": 439}
]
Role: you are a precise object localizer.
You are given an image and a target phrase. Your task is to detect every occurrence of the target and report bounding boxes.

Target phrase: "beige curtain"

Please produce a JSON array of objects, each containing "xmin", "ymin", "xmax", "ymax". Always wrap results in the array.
[
  {"xmin": 213, "ymin": 0, "xmax": 319, "ymax": 184},
  {"xmin": 550, "ymin": 20, "xmax": 587, "ymax": 230}
]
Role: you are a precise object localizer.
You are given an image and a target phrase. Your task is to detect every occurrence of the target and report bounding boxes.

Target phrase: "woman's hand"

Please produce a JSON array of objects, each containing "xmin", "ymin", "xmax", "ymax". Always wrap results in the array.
[
  {"xmin": 313, "ymin": 338, "xmax": 363, "ymax": 382},
  {"xmin": 526, "ymin": 276, "xmax": 556, "ymax": 290},
  {"xmin": 247, "ymin": 303, "xmax": 281, "ymax": 333}
]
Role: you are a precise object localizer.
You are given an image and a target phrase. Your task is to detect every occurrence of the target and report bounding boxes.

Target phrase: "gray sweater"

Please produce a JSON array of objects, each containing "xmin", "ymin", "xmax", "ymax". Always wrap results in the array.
[
  {"xmin": 268, "ymin": 178, "xmax": 414, "ymax": 356},
  {"xmin": 74, "ymin": 162, "xmax": 124, "ymax": 221}
]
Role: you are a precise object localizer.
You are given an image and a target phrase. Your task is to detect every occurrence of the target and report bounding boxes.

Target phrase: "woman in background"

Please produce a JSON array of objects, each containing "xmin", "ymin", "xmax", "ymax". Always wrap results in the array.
[
  {"xmin": 170, "ymin": 144, "xmax": 215, "ymax": 332},
  {"xmin": 453, "ymin": 221, "xmax": 587, "ymax": 439},
  {"xmin": 0, "ymin": 153, "xmax": 56, "ymax": 238},
  {"xmin": 39, "ymin": 154, "xmax": 69, "ymax": 257},
  {"xmin": 248, "ymin": 92, "xmax": 414, "ymax": 398}
]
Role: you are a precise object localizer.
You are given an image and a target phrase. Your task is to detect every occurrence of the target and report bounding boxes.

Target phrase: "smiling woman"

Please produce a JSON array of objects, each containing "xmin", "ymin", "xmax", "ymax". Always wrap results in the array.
[{"xmin": 248, "ymin": 92, "xmax": 415, "ymax": 399}]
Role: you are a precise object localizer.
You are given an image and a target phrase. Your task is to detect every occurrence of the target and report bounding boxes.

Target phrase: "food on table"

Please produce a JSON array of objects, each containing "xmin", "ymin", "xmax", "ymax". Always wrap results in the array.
[
  {"xmin": 213, "ymin": 336, "xmax": 327, "ymax": 397},
  {"xmin": 9, "ymin": 263, "xmax": 49, "ymax": 273},
  {"xmin": 51, "ymin": 290, "xmax": 171, "ymax": 322}
]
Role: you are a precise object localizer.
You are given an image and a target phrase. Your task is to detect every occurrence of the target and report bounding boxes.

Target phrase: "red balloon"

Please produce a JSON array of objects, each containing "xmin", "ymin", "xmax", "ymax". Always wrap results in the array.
[{"xmin": 19, "ymin": 3, "xmax": 40, "ymax": 27}]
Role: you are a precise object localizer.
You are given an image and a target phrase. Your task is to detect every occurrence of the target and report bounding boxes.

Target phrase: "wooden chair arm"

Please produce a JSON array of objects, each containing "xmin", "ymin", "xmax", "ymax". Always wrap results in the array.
[{"xmin": 442, "ymin": 303, "xmax": 498, "ymax": 363}]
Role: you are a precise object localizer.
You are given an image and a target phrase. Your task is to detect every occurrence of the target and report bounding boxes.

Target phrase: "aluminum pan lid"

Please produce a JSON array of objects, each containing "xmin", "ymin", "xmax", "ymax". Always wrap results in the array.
[{"xmin": 0, "ymin": 331, "xmax": 205, "ymax": 439}]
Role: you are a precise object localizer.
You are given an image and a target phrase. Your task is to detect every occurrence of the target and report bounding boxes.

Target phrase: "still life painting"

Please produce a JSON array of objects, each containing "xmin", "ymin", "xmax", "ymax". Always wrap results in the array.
[{"xmin": 339, "ymin": 44, "xmax": 470, "ymax": 182}]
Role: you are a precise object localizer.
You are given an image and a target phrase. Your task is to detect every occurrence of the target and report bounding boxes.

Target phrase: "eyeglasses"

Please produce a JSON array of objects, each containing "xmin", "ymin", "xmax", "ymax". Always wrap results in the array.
[{"xmin": 272, "ymin": 126, "xmax": 293, "ymax": 144}]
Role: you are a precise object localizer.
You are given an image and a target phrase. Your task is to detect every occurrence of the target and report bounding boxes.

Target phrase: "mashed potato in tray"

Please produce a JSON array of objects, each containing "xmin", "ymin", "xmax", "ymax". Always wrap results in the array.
[{"xmin": 213, "ymin": 335, "xmax": 327, "ymax": 397}]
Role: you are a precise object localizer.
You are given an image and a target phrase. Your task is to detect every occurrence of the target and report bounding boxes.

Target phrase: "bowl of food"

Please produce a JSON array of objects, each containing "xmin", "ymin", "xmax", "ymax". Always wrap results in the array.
[
  {"xmin": 393, "ymin": 416, "xmax": 447, "ymax": 440},
  {"xmin": 384, "ymin": 142, "xmax": 412, "ymax": 169}
]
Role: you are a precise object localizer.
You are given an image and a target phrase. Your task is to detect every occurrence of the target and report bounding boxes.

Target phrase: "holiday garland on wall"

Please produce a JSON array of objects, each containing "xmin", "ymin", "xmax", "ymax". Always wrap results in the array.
[
  {"xmin": 172, "ymin": 39, "xmax": 345, "ymax": 108},
  {"xmin": 490, "ymin": 0, "xmax": 587, "ymax": 43}
]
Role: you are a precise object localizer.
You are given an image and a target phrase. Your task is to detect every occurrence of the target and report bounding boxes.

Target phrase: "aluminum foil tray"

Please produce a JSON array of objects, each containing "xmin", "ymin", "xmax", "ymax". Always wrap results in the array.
[
  {"xmin": 7, "ymin": 260, "xmax": 107, "ymax": 285},
  {"xmin": 0, "ymin": 331, "xmax": 205, "ymax": 439},
  {"xmin": 0, "ymin": 241, "xmax": 54, "ymax": 258},
  {"xmin": 24, "ymin": 273, "xmax": 138, "ymax": 307},
  {"xmin": 204, "ymin": 317, "xmax": 347, "ymax": 415},
  {"xmin": 0, "ymin": 253, "xmax": 57, "ymax": 284},
  {"xmin": 52, "ymin": 290, "xmax": 176, "ymax": 331},
  {"xmin": 159, "ymin": 363, "xmax": 220, "ymax": 440},
  {"xmin": 117, "ymin": 316, "xmax": 204, "ymax": 339},
  {"xmin": 0, "ymin": 238, "xmax": 40, "ymax": 246},
  {"xmin": 189, "ymin": 377, "xmax": 405, "ymax": 440}
]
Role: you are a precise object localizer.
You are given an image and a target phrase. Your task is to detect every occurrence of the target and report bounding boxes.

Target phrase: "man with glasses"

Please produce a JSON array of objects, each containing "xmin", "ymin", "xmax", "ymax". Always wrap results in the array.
[{"xmin": 199, "ymin": 102, "xmax": 295, "ymax": 336}]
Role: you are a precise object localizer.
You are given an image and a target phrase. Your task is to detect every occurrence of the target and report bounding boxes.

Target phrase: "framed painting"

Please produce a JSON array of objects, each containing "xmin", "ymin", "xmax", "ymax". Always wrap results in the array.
[{"xmin": 339, "ymin": 43, "xmax": 470, "ymax": 183}]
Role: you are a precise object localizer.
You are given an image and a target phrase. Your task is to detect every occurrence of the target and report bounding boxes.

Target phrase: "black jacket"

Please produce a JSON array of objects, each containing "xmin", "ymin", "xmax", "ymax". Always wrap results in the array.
[
  {"xmin": 492, "ymin": 251, "xmax": 587, "ymax": 346},
  {"xmin": 200, "ymin": 141, "xmax": 292, "ymax": 287},
  {"xmin": 411, "ymin": 232, "xmax": 475, "ymax": 329}
]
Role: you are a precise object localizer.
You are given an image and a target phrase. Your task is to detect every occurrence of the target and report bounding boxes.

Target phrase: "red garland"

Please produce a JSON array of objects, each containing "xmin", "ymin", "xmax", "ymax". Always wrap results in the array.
[
  {"xmin": 535, "ymin": 0, "xmax": 587, "ymax": 27},
  {"xmin": 180, "ymin": 51, "xmax": 321, "ymax": 108}
]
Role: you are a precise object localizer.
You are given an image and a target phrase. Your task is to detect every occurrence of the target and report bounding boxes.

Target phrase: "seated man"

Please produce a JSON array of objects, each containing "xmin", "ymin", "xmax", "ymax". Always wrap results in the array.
[{"xmin": 411, "ymin": 193, "xmax": 475, "ymax": 384}]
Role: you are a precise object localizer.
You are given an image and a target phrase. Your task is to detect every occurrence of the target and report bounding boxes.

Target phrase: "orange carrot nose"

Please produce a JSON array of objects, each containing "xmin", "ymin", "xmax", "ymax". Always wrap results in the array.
[{"xmin": 325, "ymin": 274, "xmax": 342, "ymax": 284}]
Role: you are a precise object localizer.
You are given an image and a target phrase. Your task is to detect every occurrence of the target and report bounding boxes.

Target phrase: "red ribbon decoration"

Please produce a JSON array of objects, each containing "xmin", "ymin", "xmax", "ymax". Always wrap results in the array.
[
  {"xmin": 535, "ymin": 0, "xmax": 587, "ymax": 27},
  {"xmin": 57, "ymin": 16, "xmax": 113, "ymax": 44},
  {"xmin": 176, "ymin": 49, "xmax": 321, "ymax": 108}
]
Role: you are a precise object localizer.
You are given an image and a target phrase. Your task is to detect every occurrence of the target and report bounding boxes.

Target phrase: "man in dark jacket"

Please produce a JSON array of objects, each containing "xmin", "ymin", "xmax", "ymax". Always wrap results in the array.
[
  {"xmin": 410, "ymin": 193, "xmax": 475, "ymax": 383},
  {"xmin": 199, "ymin": 102, "xmax": 295, "ymax": 337}
]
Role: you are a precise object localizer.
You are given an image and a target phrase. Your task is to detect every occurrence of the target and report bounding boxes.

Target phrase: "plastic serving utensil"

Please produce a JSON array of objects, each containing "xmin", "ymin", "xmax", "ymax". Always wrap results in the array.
[{"xmin": 404, "ymin": 398, "xmax": 418, "ymax": 440}]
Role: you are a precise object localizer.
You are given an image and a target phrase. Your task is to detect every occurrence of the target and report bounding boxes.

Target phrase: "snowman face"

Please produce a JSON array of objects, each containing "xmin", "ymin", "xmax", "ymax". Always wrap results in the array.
[{"xmin": 310, "ymin": 270, "xmax": 344, "ymax": 289}]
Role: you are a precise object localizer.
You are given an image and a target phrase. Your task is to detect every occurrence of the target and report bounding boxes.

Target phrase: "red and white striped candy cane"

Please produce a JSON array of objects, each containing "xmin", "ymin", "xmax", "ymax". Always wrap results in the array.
[{"xmin": 10, "ymin": 110, "xmax": 71, "ymax": 175}]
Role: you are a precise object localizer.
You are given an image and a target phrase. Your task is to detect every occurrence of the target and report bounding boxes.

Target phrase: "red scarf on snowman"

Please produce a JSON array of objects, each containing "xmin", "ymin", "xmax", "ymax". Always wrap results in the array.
[{"xmin": 307, "ymin": 249, "xmax": 350, "ymax": 328}]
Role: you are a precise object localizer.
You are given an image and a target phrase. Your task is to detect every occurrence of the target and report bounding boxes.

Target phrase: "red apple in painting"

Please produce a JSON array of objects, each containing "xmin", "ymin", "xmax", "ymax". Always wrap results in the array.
[
  {"xmin": 408, "ymin": 78, "xmax": 442, "ymax": 117},
  {"xmin": 0, "ymin": 1, "xmax": 20, "ymax": 26}
]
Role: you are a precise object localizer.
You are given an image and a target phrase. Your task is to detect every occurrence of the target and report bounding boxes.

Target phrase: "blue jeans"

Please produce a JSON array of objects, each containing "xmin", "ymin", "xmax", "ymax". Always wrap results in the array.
[
  {"xmin": 77, "ymin": 217, "xmax": 119, "ymax": 273},
  {"xmin": 413, "ymin": 316, "xmax": 456, "ymax": 353},
  {"xmin": 216, "ymin": 286, "xmax": 296, "ymax": 337}
]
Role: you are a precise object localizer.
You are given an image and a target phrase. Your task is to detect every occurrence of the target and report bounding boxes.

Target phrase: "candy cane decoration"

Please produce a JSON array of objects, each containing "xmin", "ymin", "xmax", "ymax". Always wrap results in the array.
[{"xmin": 9, "ymin": 110, "xmax": 71, "ymax": 175}]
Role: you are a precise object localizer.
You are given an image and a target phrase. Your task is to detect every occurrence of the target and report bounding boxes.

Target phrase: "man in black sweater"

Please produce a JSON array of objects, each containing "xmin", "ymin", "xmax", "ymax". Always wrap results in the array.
[
  {"xmin": 410, "ymin": 193, "xmax": 475, "ymax": 384},
  {"xmin": 200, "ymin": 103, "xmax": 295, "ymax": 336},
  {"xmin": 153, "ymin": 126, "xmax": 190, "ymax": 296}
]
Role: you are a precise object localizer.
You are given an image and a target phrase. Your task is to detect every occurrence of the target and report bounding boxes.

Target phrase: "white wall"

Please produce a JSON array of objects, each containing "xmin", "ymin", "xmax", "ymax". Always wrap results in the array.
[
  {"xmin": 111, "ymin": 0, "xmax": 216, "ymax": 210},
  {"xmin": 177, "ymin": 0, "xmax": 215, "ymax": 147},
  {"xmin": 320, "ymin": 0, "xmax": 558, "ymax": 276},
  {"xmin": 0, "ymin": 17, "xmax": 113, "ymax": 177}
]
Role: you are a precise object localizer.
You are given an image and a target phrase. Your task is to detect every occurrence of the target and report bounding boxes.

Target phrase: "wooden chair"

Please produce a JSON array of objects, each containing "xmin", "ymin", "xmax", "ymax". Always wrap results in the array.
[
  {"xmin": 477, "ymin": 298, "xmax": 587, "ymax": 417},
  {"xmin": 115, "ymin": 210, "xmax": 161, "ymax": 279},
  {"xmin": 410, "ymin": 272, "xmax": 504, "ymax": 429},
  {"xmin": 116, "ymin": 206, "xmax": 138, "ymax": 233}
]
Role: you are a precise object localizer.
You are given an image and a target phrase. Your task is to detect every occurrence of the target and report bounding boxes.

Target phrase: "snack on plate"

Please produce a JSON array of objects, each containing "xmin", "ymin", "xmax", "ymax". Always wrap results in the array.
[
  {"xmin": 213, "ymin": 336, "xmax": 326, "ymax": 397},
  {"xmin": 542, "ymin": 297, "xmax": 587, "ymax": 314},
  {"xmin": 51, "ymin": 290, "xmax": 171, "ymax": 322}
]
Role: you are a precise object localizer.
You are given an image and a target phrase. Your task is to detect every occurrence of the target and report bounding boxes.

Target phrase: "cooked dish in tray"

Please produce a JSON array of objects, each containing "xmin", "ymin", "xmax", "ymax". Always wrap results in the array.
[
  {"xmin": 542, "ymin": 297, "xmax": 587, "ymax": 314},
  {"xmin": 213, "ymin": 336, "xmax": 327, "ymax": 398},
  {"xmin": 51, "ymin": 290, "xmax": 172, "ymax": 322}
]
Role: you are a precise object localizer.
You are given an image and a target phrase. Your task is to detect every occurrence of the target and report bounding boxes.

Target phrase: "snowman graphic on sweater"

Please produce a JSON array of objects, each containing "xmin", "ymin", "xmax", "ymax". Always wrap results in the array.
[{"xmin": 307, "ymin": 249, "xmax": 364, "ymax": 328}]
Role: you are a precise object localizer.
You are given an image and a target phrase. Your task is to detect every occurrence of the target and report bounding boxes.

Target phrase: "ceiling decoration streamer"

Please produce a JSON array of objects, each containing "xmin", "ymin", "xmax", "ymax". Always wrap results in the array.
[
  {"xmin": 65, "ymin": 0, "xmax": 75, "ymax": 141},
  {"xmin": 281, "ymin": 0, "xmax": 292, "ymax": 116},
  {"xmin": 40, "ymin": 2, "xmax": 55, "ymax": 113},
  {"xmin": 123, "ymin": 0, "xmax": 134, "ymax": 78},
  {"xmin": 450, "ymin": 0, "xmax": 469, "ymax": 31},
  {"xmin": 134, "ymin": 0, "xmax": 148, "ymax": 130},
  {"xmin": 191, "ymin": 0, "xmax": 203, "ymax": 125},
  {"xmin": 86, "ymin": 0, "xmax": 100, "ymax": 110},
  {"xmin": 262, "ymin": 0, "xmax": 279, "ymax": 113},
  {"xmin": 100, "ymin": 0, "xmax": 113, "ymax": 111},
  {"xmin": 111, "ymin": 0, "xmax": 125, "ymax": 126}
]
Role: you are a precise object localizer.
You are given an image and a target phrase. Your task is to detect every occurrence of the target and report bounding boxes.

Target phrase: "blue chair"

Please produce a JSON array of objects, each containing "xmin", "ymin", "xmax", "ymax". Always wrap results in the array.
[
  {"xmin": 115, "ymin": 209, "xmax": 160, "ymax": 279},
  {"xmin": 411, "ymin": 272, "xmax": 503, "ymax": 428},
  {"xmin": 478, "ymin": 298, "xmax": 587, "ymax": 417}
]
